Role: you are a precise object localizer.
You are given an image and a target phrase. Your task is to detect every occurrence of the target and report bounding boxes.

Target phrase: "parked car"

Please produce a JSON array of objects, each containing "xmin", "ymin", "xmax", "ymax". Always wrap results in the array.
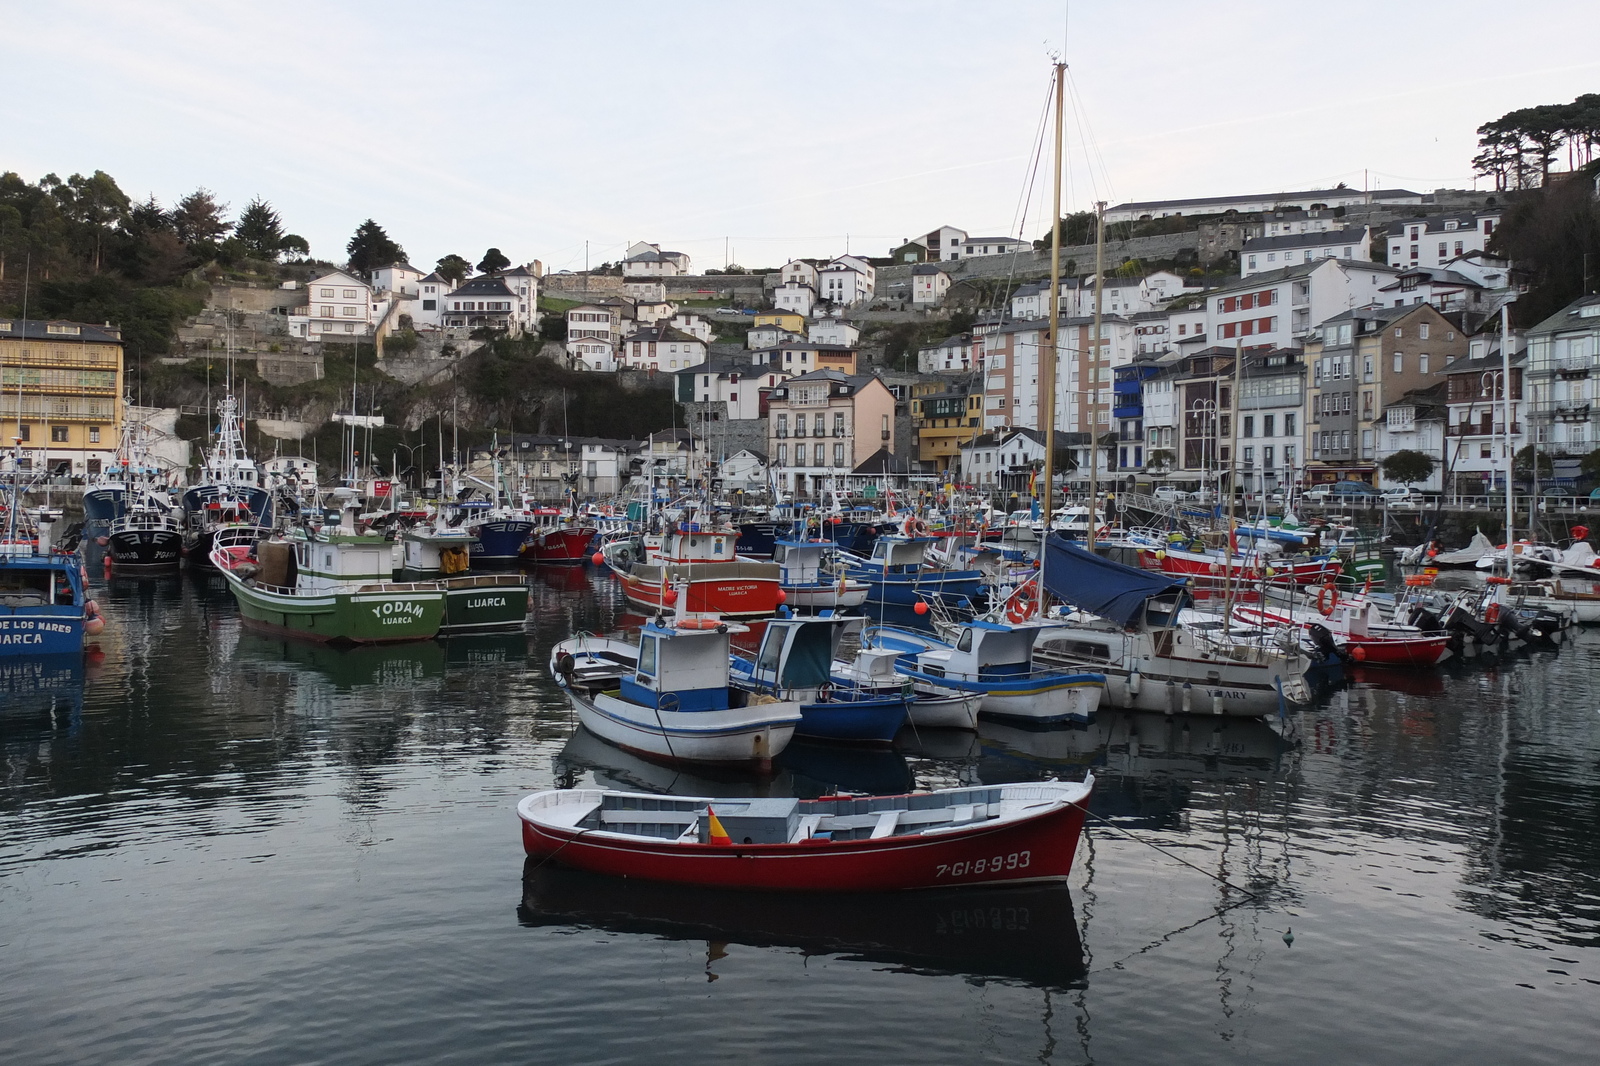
[
  {"xmin": 1305, "ymin": 480, "xmax": 1381, "ymax": 503},
  {"xmin": 1152, "ymin": 486, "xmax": 1185, "ymax": 503},
  {"xmin": 1381, "ymin": 486, "xmax": 1423, "ymax": 504}
]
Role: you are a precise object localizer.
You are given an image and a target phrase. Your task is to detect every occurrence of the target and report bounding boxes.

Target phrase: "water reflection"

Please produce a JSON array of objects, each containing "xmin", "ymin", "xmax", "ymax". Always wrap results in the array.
[{"xmin": 519, "ymin": 860, "xmax": 1088, "ymax": 990}]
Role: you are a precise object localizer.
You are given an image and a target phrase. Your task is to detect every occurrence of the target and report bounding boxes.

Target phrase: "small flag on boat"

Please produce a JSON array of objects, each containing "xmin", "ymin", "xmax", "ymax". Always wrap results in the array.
[{"xmin": 706, "ymin": 806, "xmax": 732, "ymax": 846}]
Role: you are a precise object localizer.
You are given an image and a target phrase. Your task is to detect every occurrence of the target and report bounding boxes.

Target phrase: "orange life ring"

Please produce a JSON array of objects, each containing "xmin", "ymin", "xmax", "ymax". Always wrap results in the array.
[
  {"xmin": 674, "ymin": 617, "xmax": 720, "ymax": 630},
  {"xmin": 1316, "ymin": 582, "xmax": 1338, "ymax": 614},
  {"xmin": 904, "ymin": 517, "xmax": 929, "ymax": 538},
  {"xmin": 1007, "ymin": 587, "xmax": 1038, "ymax": 624}
]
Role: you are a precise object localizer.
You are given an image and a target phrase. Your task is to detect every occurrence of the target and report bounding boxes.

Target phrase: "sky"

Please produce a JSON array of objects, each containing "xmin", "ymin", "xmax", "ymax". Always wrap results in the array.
[{"xmin": 5, "ymin": 1, "xmax": 1597, "ymax": 274}]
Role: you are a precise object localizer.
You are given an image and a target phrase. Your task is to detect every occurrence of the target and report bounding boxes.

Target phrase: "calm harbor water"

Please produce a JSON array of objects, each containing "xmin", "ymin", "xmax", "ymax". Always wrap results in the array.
[{"xmin": 3, "ymin": 561, "xmax": 1598, "ymax": 1065}]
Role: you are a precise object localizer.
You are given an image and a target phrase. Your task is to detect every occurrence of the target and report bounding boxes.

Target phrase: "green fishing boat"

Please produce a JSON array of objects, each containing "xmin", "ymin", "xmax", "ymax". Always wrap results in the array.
[
  {"xmin": 211, "ymin": 505, "xmax": 446, "ymax": 645},
  {"xmin": 400, "ymin": 517, "xmax": 529, "ymax": 632}
]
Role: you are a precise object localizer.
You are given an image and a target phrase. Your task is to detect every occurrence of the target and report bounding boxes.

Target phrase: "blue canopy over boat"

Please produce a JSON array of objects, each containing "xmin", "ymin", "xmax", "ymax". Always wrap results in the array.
[{"xmin": 1040, "ymin": 534, "xmax": 1189, "ymax": 628}]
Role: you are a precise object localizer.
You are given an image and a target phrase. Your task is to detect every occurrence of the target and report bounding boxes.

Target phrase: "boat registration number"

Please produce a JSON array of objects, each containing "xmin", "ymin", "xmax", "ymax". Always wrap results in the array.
[
  {"xmin": 937, "ymin": 851, "xmax": 1029, "ymax": 879},
  {"xmin": 370, "ymin": 600, "xmax": 427, "ymax": 623}
]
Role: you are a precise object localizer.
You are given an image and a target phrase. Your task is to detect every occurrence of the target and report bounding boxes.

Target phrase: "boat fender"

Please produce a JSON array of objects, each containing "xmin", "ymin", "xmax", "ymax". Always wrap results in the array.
[
  {"xmin": 1484, "ymin": 604, "xmax": 1501, "ymax": 624},
  {"xmin": 86, "ymin": 615, "xmax": 105, "ymax": 637}
]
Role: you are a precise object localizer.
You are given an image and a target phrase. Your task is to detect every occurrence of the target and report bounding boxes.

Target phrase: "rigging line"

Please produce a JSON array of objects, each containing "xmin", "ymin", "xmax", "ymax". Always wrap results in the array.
[
  {"xmin": 1063, "ymin": 67, "xmax": 1113, "ymax": 209},
  {"xmin": 1083, "ymin": 896, "xmax": 1256, "ymax": 977},
  {"xmin": 1073, "ymin": 800, "xmax": 1266, "ymax": 902},
  {"xmin": 1065, "ymin": 68, "xmax": 1116, "ymax": 206},
  {"xmin": 1009, "ymin": 74, "xmax": 1058, "ymax": 242}
]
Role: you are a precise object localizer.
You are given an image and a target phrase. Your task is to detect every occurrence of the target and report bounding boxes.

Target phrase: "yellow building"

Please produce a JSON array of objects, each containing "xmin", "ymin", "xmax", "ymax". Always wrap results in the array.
[
  {"xmin": 910, "ymin": 382, "xmax": 982, "ymax": 473},
  {"xmin": 753, "ymin": 310, "xmax": 806, "ymax": 335},
  {"xmin": 0, "ymin": 319, "xmax": 124, "ymax": 477}
]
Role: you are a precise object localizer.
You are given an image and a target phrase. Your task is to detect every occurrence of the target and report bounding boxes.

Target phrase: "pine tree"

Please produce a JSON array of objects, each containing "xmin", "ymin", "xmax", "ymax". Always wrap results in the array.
[
  {"xmin": 346, "ymin": 219, "xmax": 405, "ymax": 274},
  {"xmin": 235, "ymin": 198, "xmax": 287, "ymax": 260},
  {"xmin": 477, "ymin": 247, "xmax": 510, "ymax": 275}
]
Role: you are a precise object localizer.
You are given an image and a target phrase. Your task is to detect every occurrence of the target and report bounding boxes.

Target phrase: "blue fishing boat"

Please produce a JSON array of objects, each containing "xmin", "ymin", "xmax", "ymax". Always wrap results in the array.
[
  {"xmin": 730, "ymin": 616, "xmax": 909, "ymax": 744},
  {"xmin": 865, "ymin": 620, "xmax": 1105, "ymax": 725},
  {"xmin": 1, "ymin": 473, "xmax": 97, "ymax": 656},
  {"xmin": 842, "ymin": 534, "xmax": 984, "ymax": 607}
]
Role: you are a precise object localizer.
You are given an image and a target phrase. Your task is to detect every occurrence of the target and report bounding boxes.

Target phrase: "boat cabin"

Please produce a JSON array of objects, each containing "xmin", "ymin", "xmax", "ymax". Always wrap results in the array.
[
  {"xmin": 623, "ymin": 620, "xmax": 740, "ymax": 711},
  {"xmin": 655, "ymin": 527, "xmax": 737, "ymax": 564},
  {"xmin": 745, "ymin": 618, "xmax": 848, "ymax": 695},
  {"xmin": 772, "ymin": 538, "xmax": 836, "ymax": 585},
  {"xmin": 294, "ymin": 533, "xmax": 397, "ymax": 591},
  {"xmin": 867, "ymin": 536, "xmax": 929, "ymax": 572},
  {"xmin": 921, "ymin": 620, "xmax": 1053, "ymax": 682}
]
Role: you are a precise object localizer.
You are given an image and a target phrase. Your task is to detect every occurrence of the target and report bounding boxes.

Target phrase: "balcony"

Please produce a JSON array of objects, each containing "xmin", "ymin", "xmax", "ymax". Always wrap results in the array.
[
  {"xmin": 1113, "ymin": 403, "xmax": 1142, "ymax": 419},
  {"xmin": 1554, "ymin": 402, "xmax": 1592, "ymax": 422},
  {"xmin": 1448, "ymin": 422, "xmax": 1521, "ymax": 437},
  {"xmin": 1555, "ymin": 356, "xmax": 1593, "ymax": 377}
]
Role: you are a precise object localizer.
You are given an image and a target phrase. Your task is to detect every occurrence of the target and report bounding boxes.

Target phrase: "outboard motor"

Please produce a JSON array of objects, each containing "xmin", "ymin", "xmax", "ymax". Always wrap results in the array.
[{"xmin": 1304, "ymin": 622, "xmax": 1340, "ymax": 663}]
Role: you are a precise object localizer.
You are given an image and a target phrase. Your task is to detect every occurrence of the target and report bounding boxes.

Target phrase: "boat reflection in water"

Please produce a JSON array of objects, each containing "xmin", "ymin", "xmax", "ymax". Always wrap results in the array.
[
  {"xmin": 1099, "ymin": 711, "xmax": 1294, "ymax": 779},
  {"xmin": 0, "ymin": 654, "xmax": 85, "ymax": 730},
  {"xmin": 775, "ymin": 737, "xmax": 914, "ymax": 796},
  {"xmin": 232, "ymin": 631, "xmax": 447, "ymax": 691},
  {"xmin": 554, "ymin": 725, "xmax": 795, "ymax": 798},
  {"xmin": 518, "ymin": 861, "xmax": 1088, "ymax": 990}
]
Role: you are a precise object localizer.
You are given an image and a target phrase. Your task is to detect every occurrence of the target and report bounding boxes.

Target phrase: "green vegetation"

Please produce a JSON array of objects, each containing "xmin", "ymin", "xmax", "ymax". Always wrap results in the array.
[
  {"xmin": 1473, "ymin": 94, "xmax": 1600, "ymax": 191},
  {"xmin": 458, "ymin": 335, "xmax": 677, "ymax": 439},
  {"xmin": 1489, "ymin": 158, "xmax": 1600, "ymax": 325},
  {"xmin": 345, "ymin": 219, "xmax": 405, "ymax": 274},
  {"xmin": 1381, "ymin": 449, "xmax": 1437, "ymax": 486},
  {"xmin": 435, "ymin": 254, "xmax": 470, "ymax": 285},
  {"xmin": 477, "ymin": 247, "xmax": 510, "ymax": 274}
]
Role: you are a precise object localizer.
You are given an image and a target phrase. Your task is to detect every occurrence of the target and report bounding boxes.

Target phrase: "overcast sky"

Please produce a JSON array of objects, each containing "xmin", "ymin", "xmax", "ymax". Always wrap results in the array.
[{"xmin": 7, "ymin": 1, "xmax": 1596, "ymax": 274}]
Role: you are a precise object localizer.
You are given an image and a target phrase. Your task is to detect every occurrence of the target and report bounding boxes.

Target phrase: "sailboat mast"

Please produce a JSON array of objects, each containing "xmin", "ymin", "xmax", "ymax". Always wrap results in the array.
[
  {"xmin": 1224, "ymin": 339, "xmax": 1243, "ymax": 629},
  {"xmin": 1087, "ymin": 201, "xmax": 1106, "ymax": 549},
  {"xmin": 1041, "ymin": 61, "xmax": 1065, "ymax": 529},
  {"xmin": 1501, "ymin": 302, "xmax": 1513, "ymax": 564}
]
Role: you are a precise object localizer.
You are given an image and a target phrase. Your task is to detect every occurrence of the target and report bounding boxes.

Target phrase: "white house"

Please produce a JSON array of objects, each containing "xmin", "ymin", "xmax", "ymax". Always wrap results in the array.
[
  {"xmin": 669, "ymin": 311, "xmax": 713, "ymax": 344},
  {"xmin": 410, "ymin": 271, "xmax": 454, "ymax": 329},
  {"xmin": 1205, "ymin": 258, "xmax": 1400, "ymax": 349},
  {"xmin": 441, "ymin": 274, "xmax": 536, "ymax": 334},
  {"xmin": 748, "ymin": 324, "xmax": 806, "ymax": 350},
  {"xmin": 679, "ymin": 354, "xmax": 792, "ymax": 420},
  {"xmin": 568, "ymin": 303, "xmax": 625, "ymax": 344},
  {"xmin": 622, "ymin": 241, "xmax": 691, "ymax": 277},
  {"xmin": 633, "ymin": 297, "xmax": 677, "ymax": 327},
  {"xmin": 1242, "ymin": 227, "xmax": 1370, "ymax": 277},
  {"xmin": 772, "ymin": 281, "xmax": 817, "ymax": 316},
  {"xmin": 809, "ymin": 317, "xmax": 860, "ymax": 346},
  {"xmin": 1386, "ymin": 212, "xmax": 1501, "ymax": 271},
  {"xmin": 958, "ymin": 427, "xmax": 1044, "ymax": 489},
  {"xmin": 780, "ymin": 260, "xmax": 820, "ymax": 288},
  {"xmin": 818, "ymin": 255, "xmax": 876, "ymax": 307},
  {"xmin": 955, "ymin": 235, "xmax": 1028, "ymax": 259},
  {"xmin": 623, "ymin": 279, "xmax": 667, "ymax": 302},
  {"xmin": 917, "ymin": 333, "xmax": 981, "ymax": 374},
  {"xmin": 566, "ymin": 338, "xmax": 616, "ymax": 372},
  {"xmin": 910, "ymin": 264, "xmax": 950, "ymax": 308},
  {"xmin": 1374, "ymin": 267, "xmax": 1492, "ymax": 314},
  {"xmin": 1105, "ymin": 187, "xmax": 1423, "ymax": 224},
  {"xmin": 288, "ymin": 269, "xmax": 375, "ymax": 341},
  {"xmin": 718, "ymin": 448, "xmax": 768, "ymax": 494},
  {"xmin": 1375, "ymin": 389, "xmax": 1447, "ymax": 493},
  {"xmin": 1527, "ymin": 294, "xmax": 1600, "ymax": 465},
  {"xmin": 369, "ymin": 263, "xmax": 424, "ymax": 298},
  {"xmin": 620, "ymin": 324, "xmax": 707, "ymax": 372}
]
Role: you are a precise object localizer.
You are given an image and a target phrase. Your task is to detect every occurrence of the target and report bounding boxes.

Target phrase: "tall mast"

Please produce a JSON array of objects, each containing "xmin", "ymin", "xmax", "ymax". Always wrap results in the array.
[
  {"xmin": 1041, "ymin": 61, "xmax": 1065, "ymax": 528},
  {"xmin": 1087, "ymin": 200, "xmax": 1106, "ymax": 549},
  {"xmin": 1224, "ymin": 339, "xmax": 1243, "ymax": 629},
  {"xmin": 1501, "ymin": 302, "xmax": 1513, "ymax": 564}
]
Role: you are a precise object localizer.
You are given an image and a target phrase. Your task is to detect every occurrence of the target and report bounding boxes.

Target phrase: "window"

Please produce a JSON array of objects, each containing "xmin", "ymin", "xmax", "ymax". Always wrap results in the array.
[
  {"xmin": 814, "ymin": 443, "xmax": 825, "ymax": 466},
  {"xmin": 1364, "ymin": 357, "xmax": 1374, "ymax": 381},
  {"xmin": 1242, "ymin": 416, "xmax": 1254, "ymax": 438},
  {"xmin": 320, "ymin": 288, "xmax": 334, "ymax": 297},
  {"xmin": 343, "ymin": 305, "xmax": 358, "ymax": 316},
  {"xmin": 834, "ymin": 443, "xmax": 845, "ymax": 466},
  {"xmin": 776, "ymin": 414, "xmax": 787, "ymax": 437},
  {"xmin": 813, "ymin": 413, "xmax": 825, "ymax": 436},
  {"xmin": 833, "ymin": 412, "xmax": 845, "ymax": 436},
  {"xmin": 344, "ymin": 322, "xmax": 355, "ymax": 332},
  {"xmin": 1263, "ymin": 445, "xmax": 1274, "ymax": 466},
  {"xmin": 1419, "ymin": 353, "xmax": 1428, "ymax": 375},
  {"xmin": 1393, "ymin": 352, "xmax": 1403, "ymax": 373},
  {"xmin": 422, "ymin": 299, "xmax": 436, "ymax": 311},
  {"xmin": 882, "ymin": 414, "xmax": 891, "ymax": 440},
  {"xmin": 1263, "ymin": 414, "xmax": 1275, "ymax": 437},
  {"xmin": 1284, "ymin": 413, "xmax": 1296, "ymax": 436},
  {"xmin": 1248, "ymin": 256, "xmax": 1257, "ymax": 270},
  {"xmin": 1419, "ymin": 323, "xmax": 1430, "ymax": 340},
  {"xmin": 1284, "ymin": 445, "xmax": 1295, "ymax": 463},
  {"xmin": 777, "ymin": 444, "xmax": 787, "ymax": 465},
  {"xmin": 49, "ymin": 425, "xmax": 68, "ymax": 442},
  {"xmin": 89, "ymin": 426, "xmax": 100, "ymax": 443},
  {"xmin": 1438, "ymin": 243, "xmax": 1447, "ymax": 259}
]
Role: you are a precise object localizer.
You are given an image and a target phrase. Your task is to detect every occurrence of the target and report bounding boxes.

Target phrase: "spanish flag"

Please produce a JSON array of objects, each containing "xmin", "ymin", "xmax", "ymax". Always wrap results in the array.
[{"xmin": 706, "ymin": 806, "xmax": 732, "ymax": 846}]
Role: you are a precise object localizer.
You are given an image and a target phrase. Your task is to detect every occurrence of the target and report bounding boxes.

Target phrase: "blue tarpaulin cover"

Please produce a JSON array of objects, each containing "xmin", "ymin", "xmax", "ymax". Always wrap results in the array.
[{"xmin": 1040, "ymin": 534, "xmax": 1189, "ymax": 627}]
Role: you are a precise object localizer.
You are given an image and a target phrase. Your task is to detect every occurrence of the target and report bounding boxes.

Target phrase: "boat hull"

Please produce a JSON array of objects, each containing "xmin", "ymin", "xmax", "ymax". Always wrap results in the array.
[
  {"xmin": 522, "ymin": 526, "xmax": 597, "ymax": 565},
  {"xmin": 1339, "ymin": 635, "xmax": 1450, "ymax": 667},
  {"xmin": 907, "ymin": 691, "xmax": 982, "ymax": 730},
  {"xmin": 794, "ymin": 694, "xmax": 908, "ymax": 744},
  {"xmin": 518, "ymin": 785, "xmax": 1091, "ymax": 892},
  {"xmin": 215, "ymin": 565, "xmax": 446, "ymax": 644},
  {"xmin": 0, "ymin": 609, "xmax": 85, "ymax": 656},
  {"xmin": 440, "ymin": 575, "xmax": 528, "ymax": 632},
  {"xmin": 468, "ymin": 520, "xmax": 534, "ymax": 566},
  {"xmin": 781, "ymin": 580, "xmax": 870, "ymax": 609},
  {"xmin": 618, "ymin": 562, "xmax": 782, "ymax": 619},
  {"xmin": 571, "ymin": 688, "xmax": 800, "ymax": 765},
  {"xmin": 107, "ymin": 527, "xmax": 183, "ymax": 571}
]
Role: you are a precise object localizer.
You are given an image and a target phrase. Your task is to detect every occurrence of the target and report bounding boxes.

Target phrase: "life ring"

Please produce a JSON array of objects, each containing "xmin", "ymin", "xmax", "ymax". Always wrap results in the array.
[
  {"xmin": 1316, "ymin": 581, "xmax": 1339, "ymax": 614},
  {"xmin": 674, "ymin": 617, "xmax": 720, "ymax": 630},
  {"xmin": 1007, "ymin": 587, "xmax": 1038, "ymax": 624},
  {"xmin": 904, "ymin": 517, "xmax": 929, "ymax": 538}
]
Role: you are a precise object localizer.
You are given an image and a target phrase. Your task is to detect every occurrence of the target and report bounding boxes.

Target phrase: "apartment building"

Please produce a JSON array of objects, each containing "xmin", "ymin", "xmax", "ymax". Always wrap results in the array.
[
  {"xmin": 1303, "ymin": 303, "xmax": 1467, "ymax": 482},
  {"xmin": 0, "ymin": 319, "xmax": 123, "ymax": 477},
  {"xmin": 1526, "ymin": 294, "xmax": 1600, "ymax": 463},
  {"xmin": 1385, "ymin": 212, "xmax": 1501, "ymax": 270},
  {"xmin": 767, "ymin": 370, "xmax": 895, "ymax": 498},
  {"xmin": 910, "ymin": 382, "xmax": 983, "ymax": 473}
]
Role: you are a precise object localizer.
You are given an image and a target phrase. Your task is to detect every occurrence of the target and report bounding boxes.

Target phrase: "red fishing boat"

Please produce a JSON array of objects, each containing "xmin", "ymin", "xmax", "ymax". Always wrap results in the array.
[
  {"xmin": 609, "ymin": 517, "xmax": 782, "ymax": 619},
  {"xmin": 1153, "ymin": 543, "xmax": 1343, "ymax": 586},
  {"xmin": 1235, "ymin": 594, "xmax": 1449, "ymax": 667},
  {"xmin": 520, "ymin": 508, "xmax": 597, "ymax": 565},
  {"xmin": 517, "ymin": 778, "xmax": 1094, "ymax": 892}
]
